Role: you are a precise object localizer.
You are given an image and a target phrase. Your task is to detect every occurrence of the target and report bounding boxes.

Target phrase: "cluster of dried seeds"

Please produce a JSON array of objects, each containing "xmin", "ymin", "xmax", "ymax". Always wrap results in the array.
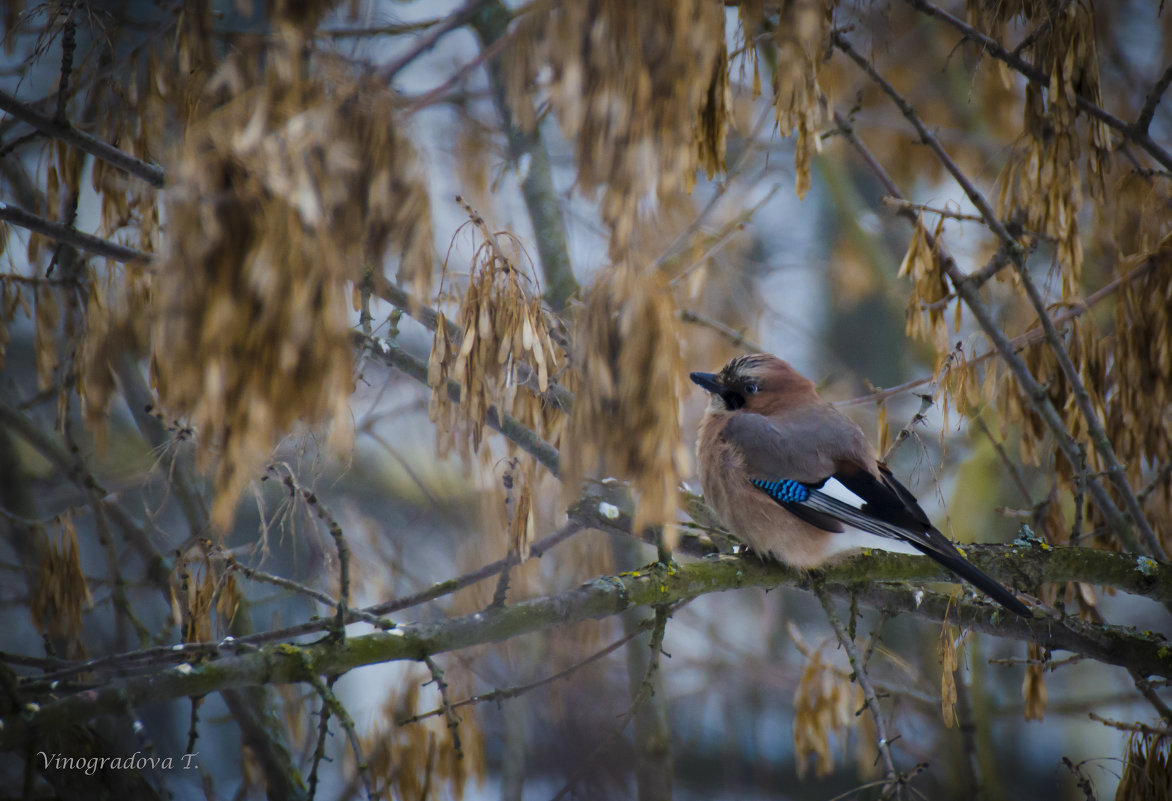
[
  {"xmin": 566, "ymin": 264, "xmax": 689, "ymax": 540},
  {"xmin": 790, "ymin": 626, "xmax": 866, "ymax": 778},
  {"xmin": 150, "ymin": 46, "xmax": 432, "ymax": 530},
  {"xmin": 740, "ymin": 0, "xmax": 836, "ymax": 198},
  {"xmin": 939, "ymin": 624, "xmax": 959, "ymax": 727},
  {"xmin": 1110, "ymin": 238, "xmax": 1172, "ymax": 485},
  {"xmin": 363, "ymin": 669, "xmax": 486, "ymax": 800},
  {"xmin": 170, "ymin": 551, "xmax": 217, "ymax": 645},
  {"xmin": 994, "ymin": 0, "xmax": 1110, "ymax": 296},
  {"xmin": 898, "ymin": 216, "xmax": 951, "ymax": 358},
  {"xmin": 427, "ymin": 207, "xmax": 563, "ymax": 471},
  {"xmin": 1115, "ymin": 730, "xmax": 1172, "ymax": 801},
  {"xmin": 891, "ymin": 3, "xmax": 1171, "ymax": 558},
  {"xmin": 506, "ymin": 0, "xmax": 729, "ymax": 254},
  {"xmin": 1021, "ymin": 642, "xmax": 1048, "ymax": 721},
  {"xmin": 30, "ymin": 516, "xmax": 91, "ymax": 658}
]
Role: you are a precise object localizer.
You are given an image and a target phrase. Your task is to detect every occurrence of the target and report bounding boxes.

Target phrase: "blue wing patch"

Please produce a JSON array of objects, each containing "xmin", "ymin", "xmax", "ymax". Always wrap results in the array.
[{"xmin": 750, "ymin": 478, "xmax": 810, "ymax": 504}]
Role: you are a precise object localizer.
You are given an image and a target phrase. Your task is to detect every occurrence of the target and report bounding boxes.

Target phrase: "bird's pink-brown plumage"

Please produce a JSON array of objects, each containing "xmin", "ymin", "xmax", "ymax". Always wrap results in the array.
[
  {"xmin": 692, "ymin": 353, "xmax": 1030, "ymax": 616},
  {"xmin": 696, "ymin": 356, "xmax": 876, "ymax": 566}
]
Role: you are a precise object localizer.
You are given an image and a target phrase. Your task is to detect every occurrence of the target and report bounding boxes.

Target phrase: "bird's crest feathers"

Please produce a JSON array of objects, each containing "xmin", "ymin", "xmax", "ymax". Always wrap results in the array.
[{"xmin": 703, "ymin": 353, "xmax": 818, "ymax": 413}]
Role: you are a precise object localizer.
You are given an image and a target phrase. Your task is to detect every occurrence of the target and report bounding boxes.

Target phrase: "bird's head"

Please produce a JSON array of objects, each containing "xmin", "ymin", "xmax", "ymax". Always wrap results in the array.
[{"xmin": 689, "ymin": 353, "xmax": 818, "ymax": 414}]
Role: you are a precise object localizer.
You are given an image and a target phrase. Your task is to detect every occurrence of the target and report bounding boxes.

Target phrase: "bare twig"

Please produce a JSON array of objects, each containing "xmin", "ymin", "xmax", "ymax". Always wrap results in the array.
[
  {"xmin": 973, "ymin": 416, "xmax": 1034, "ymax": 506},
  {"xmin": 276, "ymin": 468, "xmax": 351, "ymax": 636},
  {"xmin": 668, "ymin": 184, "xmax": 780, "ymax": 286},
  {"xmin": 304, "ymin": 668, "xmax": 374, "ymax": 800},
  {"xmin": 55, "ymin": 8, "xmax": 76, "ymax": 123},
  {"xmin": 185, "ymin": 697, "xmax": 201, "ymax": 755},
  {"xmin": 401, "ymin": 21, "xmax": 514, "ymax": 115},
  {"xmin": 489, "ymin": 552, "xmax": 517, "ymax": 609},
  {"xmin": 1136, "ymin": 62, "xmax": 1172, "ymax": 136},
  {"xmin": 1088, "ymin": 713, "xmax": 1171, "ymax": 737},
  {"xmin": 882, "ymin": 195, "xmax": 985, "ymax": 223},
  {"xmin": 550, "ymin": 605, "xmax": 671, "ymax": 801},
  {"xmin": 220, "ymin": 552, "xmax": 384, "ymax": 627},
  {"xmin": 399, "ymin": 613, "xmax": 661, "ymax": 725},
  {"xmin": 424, "ymin": 655, "xmax": 463, "ymax": 761},
  {"xmin": 882, "ymin": 391, "xmax": 933, "ymax": 462},
  {"xmin": 381, "ymin": 0, "xmax": 494, "ymax": 80},
  {"xmin": 815, "ymin": 584, "xmax": 900, "ymax": 798},
  {"xmin": 861, "ymin": 610, "xmax": 891, "ymax": 671},
  {"xmin": 652, "ymin": 105, "xmax": 774, "ymax": 273},
  {"xmin": 0, "ymin": 651, "xmax": 71, "ymax": 670},
  {"xmin": 308, "ymin": 679, "xmax": 335, "ymax": 801},
  {"xmin": 324, "ymin": 17, "xmax": 447, "ymax": 39},
  {"xmin": 0, "ymin": 272, "xmax": 81, "ymax": 287},
  {"xmin": 679, "ymin": 309, "xmax": 766, "ymax": 353},
  {"xmin": 1061, "ymin": 756, "xmax": 1099, "ymax": 801},
  {"xmin": 988, "ymin": 653, "xmax": 1085, "ymax": 671},
  {"xmin": 369, "ymin": 519, "xmax": 584, "ymax": 618},
  {"xmin": 1139, "ymin": 462, "xmax": 1172, "ymax": 505},
  {"xmin": 91, "ymin": 504, "xmax": 150, "ymax": 647},
  {"xmin": 1131, "ymin": 667, "xmax": 1172, "ymax": 723},
  {"xmin": 953, "ymin": 668, "xmax": 982, "ymax": 801}
]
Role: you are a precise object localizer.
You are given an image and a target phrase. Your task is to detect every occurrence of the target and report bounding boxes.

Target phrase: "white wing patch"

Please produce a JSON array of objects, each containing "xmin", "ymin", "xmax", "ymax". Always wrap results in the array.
[{"xmin": 818, "ymin": 477, "xmax": 866, "ymax": 509}]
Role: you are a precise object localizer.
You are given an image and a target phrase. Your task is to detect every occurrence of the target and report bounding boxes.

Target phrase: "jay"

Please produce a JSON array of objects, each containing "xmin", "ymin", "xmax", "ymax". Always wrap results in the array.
[{"xmin": 691, "ymin": 353, "xmax": 1030, "ymax": 617}]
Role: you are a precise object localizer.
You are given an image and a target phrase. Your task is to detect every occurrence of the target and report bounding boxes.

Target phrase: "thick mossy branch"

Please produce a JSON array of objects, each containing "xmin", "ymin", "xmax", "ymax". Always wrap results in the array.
[{"xmin": 4, "ymin": 544, "xmax": 1170, "ymax": 748}]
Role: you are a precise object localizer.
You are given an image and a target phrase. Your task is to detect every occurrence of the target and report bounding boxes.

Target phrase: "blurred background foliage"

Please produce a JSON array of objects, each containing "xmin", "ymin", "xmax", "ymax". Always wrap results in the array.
[{"xmin": 1, "ymin": 0, "xmax": 1171, "ymax": 799}]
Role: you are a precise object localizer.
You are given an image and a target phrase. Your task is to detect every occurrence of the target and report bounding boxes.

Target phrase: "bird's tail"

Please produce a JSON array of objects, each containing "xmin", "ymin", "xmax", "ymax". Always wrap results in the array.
[{"xmin": 801, "ymin": 491, "xmax": 1032, "ymax": 617}]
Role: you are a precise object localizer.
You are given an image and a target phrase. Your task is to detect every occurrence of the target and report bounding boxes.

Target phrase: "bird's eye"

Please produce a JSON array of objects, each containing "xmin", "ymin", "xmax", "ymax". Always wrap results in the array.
[{"xmin": 744, "ymin": 382, "xmax": 759, "ymax": 394}]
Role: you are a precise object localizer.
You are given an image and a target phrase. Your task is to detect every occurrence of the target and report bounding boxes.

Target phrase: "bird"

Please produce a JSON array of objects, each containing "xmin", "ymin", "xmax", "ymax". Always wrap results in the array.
[{"xmin": 690, "ymin": 353, "xmax": 1031, "ymax": 617}]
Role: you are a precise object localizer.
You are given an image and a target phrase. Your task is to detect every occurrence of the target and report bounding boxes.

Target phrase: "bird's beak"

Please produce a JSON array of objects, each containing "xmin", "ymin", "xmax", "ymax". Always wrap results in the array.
[{"xmin": 689, "ymin": 372, "xmax": 722, "ymax": 394}]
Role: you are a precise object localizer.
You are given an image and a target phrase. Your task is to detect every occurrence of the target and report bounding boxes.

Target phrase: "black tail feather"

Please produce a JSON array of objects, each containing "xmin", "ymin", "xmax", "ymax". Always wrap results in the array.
[
  {"xmin": 799, "ymin": 491, "xmax": 1031, "ymax": 617},
  {"xmin": 911, "ymin": 540, "xmax": 1032, "ymax": 617}
]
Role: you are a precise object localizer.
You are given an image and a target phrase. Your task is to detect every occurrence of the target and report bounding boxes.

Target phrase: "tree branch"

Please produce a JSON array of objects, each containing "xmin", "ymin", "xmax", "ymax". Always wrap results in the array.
[
  {"xmin": 369, "ymin": 278, "xmax": 576, "ymax": 412},
  {"xmin": 831, "ymin": 32, "xmax": 1164, "ymax": 560},
  {"xmin": 1135, "ymin": 61, "xmax": 1172, "ymax": 136},
  {"xmin": 380, "ymin": 0, "xmax": 495, "ymax": 81},
  {"xmin": 361, "ymin": 333, "xmax": 562, "ymax": 476},
  {"xmin": 679, "ymin": 308, "xmax": 766, "ymax": 353},
  {"xmin": 0, "ymin": 400, "xmax": 172, "ymax": 591},
  {"xmin": 0, "ymin": 88, "xmax": 165, "ymax": 188},
  {"xmin": 0, "ymin": 201, "xmax": 151, "ymax": 263},
  {"xmin": 5, "ymin": 545, "xmax": 1172, "ymax": 749}
]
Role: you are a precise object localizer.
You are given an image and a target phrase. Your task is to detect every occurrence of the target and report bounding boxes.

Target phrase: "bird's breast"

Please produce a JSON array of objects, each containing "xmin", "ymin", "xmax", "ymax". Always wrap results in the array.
[{"xmin": 696, "ymin": 413, "xmax": 839, "ymax": 568}]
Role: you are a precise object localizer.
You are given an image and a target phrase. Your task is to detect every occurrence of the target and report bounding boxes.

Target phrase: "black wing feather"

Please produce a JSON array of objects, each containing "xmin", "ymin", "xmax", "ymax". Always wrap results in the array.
[
  {"xmin": 780, "ymin": 490, "xmax": 845, "ymax": 533},
  {"xmin": 832, "ymin": 461, "xmax": 930, "ymax": 530}
]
